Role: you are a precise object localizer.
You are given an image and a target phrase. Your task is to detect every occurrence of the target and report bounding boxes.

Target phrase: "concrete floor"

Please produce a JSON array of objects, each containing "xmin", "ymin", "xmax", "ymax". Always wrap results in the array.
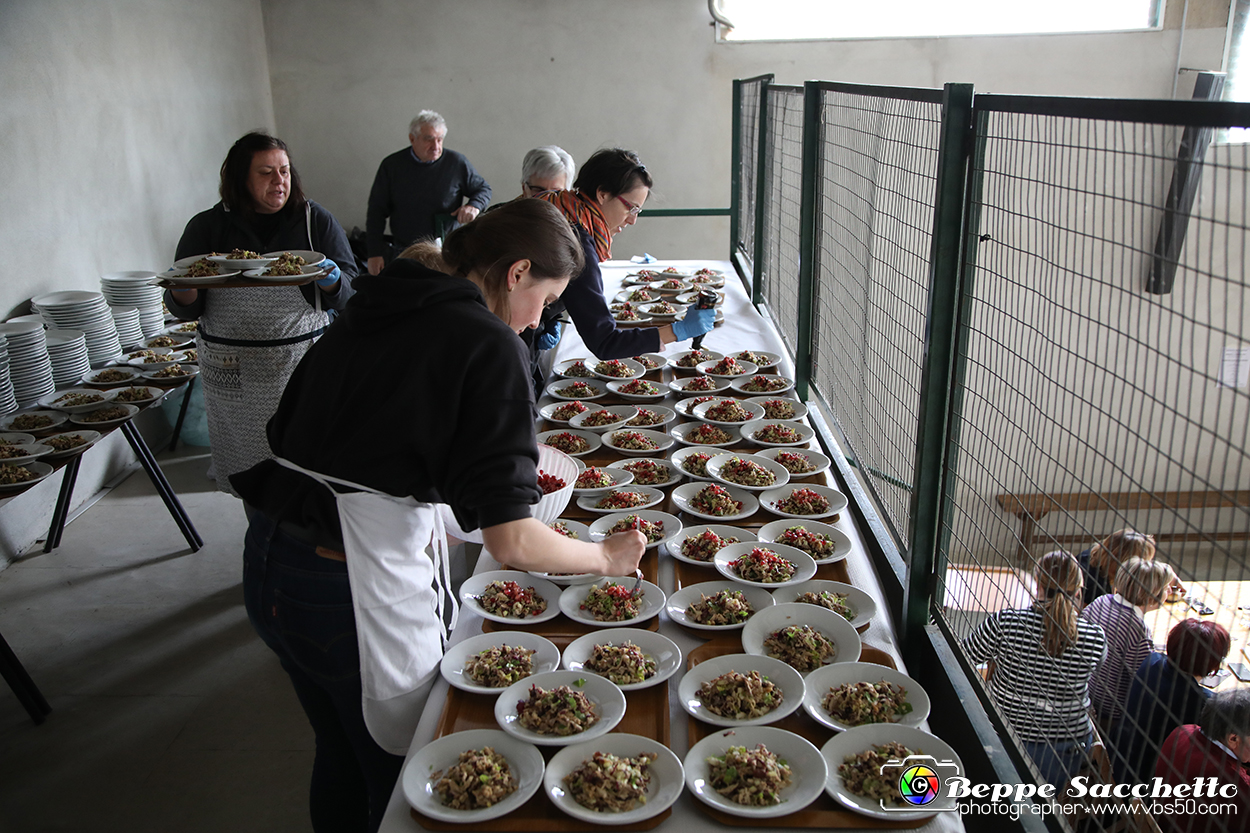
[{"xmin": 0, "ymin": 445, "xmax": 314, "ymax": 833}]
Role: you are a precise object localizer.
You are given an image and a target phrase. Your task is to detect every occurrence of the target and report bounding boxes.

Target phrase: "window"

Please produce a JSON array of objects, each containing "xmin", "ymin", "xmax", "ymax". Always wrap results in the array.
[{"xmin": 716, "ymin": 0, "xmax": 1161, "ymax": 42}]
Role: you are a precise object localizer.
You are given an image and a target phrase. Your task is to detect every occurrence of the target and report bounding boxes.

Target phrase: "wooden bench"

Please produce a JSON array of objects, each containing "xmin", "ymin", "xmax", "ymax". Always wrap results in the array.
[{"xmin": 996, "ymin": 489, "xmax": 1250, "ymax": 564}]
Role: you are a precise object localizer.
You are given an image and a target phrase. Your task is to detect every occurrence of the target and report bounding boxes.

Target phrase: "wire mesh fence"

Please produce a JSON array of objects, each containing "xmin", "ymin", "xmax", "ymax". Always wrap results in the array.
[
  {"xmin": 805, "ymin": 84, "xmax": 944, "ymax": 549},
  {"xmin": 732, "ymin": 74, "xmax": 772, "ymax": 270},
  {"xmin": 756, "ymin": 84, "xmax": 804, "ymax": 353}
]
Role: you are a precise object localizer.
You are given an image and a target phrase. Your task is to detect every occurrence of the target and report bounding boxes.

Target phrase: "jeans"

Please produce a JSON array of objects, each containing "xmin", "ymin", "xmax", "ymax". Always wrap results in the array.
[
  {"xmin": 242, "ymin": 511, "xmax": 403, "ymax": 833},
  {"xmin": 1024, "ymin": 734, "xmax": 1093, "ymax": 787}
]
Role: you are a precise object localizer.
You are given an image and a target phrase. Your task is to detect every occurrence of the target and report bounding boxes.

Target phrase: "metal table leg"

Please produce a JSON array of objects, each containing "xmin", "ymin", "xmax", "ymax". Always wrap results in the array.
[
  {"xmin": 169, "ymin": 376, "xmax": 196, "ymax": 453},
  {"xmin": 0, "ymin": 631, "xmax": 50, "ymax": 725},
  {"xmin": 120, "ymin": 420, "xmax": 203, "ymax": 551},
  {"xmin": 43, "ymin": 454, "xmax": 82, "ymax": 553}
]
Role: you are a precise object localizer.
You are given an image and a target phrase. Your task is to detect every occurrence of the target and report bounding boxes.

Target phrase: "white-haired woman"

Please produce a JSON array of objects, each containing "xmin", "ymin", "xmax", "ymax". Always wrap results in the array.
[{"xmin": 520, "ymin": 145, "xmax": 575, "ymax": 197}]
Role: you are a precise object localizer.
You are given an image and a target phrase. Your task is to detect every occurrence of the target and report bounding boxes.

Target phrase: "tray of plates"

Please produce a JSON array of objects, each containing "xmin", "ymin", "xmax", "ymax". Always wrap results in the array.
[{"xmin": 158, "ymin": 271, "xmax": 322, "ymax": 289}]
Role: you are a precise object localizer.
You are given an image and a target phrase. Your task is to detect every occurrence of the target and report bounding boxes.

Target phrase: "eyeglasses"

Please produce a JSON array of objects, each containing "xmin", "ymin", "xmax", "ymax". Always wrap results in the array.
[
  {"xmin": 523, "ymin": 182, "xmax": 554, "ymax": 196},
  {"xmin": 616, "ymin": 195, "xmax": 642, "ymax": 216}
]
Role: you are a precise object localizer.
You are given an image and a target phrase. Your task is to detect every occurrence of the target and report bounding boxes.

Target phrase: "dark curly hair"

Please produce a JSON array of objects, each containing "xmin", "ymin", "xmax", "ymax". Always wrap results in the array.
[{"xmin": 219, "ymin": 132, "xmax": 306, "ymax": 217}]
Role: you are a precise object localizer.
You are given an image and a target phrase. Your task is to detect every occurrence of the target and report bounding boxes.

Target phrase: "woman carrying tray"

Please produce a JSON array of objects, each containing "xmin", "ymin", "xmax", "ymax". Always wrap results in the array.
[
  {"xmin": 166, "ymin": 131, "xmax": 357, "ymax": 497},
  {"xmin": 231, "ymin": 199, "xmax": 646, "ymax": 833}
]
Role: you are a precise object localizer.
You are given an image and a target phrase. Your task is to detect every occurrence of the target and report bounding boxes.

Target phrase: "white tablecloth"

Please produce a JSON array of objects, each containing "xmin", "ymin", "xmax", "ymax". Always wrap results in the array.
[{"xmin": 379, "ymin": 260, "xmax": 963, "ymax": 833}]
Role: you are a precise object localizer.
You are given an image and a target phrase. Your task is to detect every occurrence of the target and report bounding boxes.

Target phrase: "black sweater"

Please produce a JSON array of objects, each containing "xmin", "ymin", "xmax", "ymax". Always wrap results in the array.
[
  {"xmin": 230, "ymin": 260, "xmax": 540, "ymax": 548},
  {"xmin": 366, "ymin": 148, "xmax": 491, "ymax": 255}
]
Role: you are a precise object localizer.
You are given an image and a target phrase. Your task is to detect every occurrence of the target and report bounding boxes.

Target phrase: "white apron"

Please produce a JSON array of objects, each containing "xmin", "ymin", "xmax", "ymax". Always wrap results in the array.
[{"xmin": 274, "ymin": 457, "xmax": 459, "ymax": 755}]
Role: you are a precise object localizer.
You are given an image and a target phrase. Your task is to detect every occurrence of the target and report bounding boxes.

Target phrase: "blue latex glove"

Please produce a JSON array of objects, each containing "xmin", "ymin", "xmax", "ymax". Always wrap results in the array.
[
  {"xmin": 671, "ymin": 305, "xmax": 716, "ymax": 341},
  {"xmin": 535, "ymin": 320, "xmax": 562, "ymax": 351},
  {"xmin": 315, "ymin": 258, "xmax": 341, "ymax": 289}
]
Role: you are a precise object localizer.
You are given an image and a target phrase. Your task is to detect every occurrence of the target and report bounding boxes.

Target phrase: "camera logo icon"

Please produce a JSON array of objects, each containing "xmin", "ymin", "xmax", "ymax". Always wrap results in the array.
[{"xmin": 899, "ymin": 763, "xmax": 941, "ymax": 806}]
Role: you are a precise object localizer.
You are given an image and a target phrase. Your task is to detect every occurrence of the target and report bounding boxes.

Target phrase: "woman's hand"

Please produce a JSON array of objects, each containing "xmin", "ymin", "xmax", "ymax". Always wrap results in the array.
[{"xmin": 599, "ymin": 530, "xmax": 646, "ymax": 576}]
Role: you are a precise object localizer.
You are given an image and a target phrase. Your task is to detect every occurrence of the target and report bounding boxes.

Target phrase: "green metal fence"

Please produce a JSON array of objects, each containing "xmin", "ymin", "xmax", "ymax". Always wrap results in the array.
[
  {"xmin": 753, "ymin": 84, "xmax": 804, "ymax": 351},
  {"xmin": 730, "ymin": 74, "xmax": 773, "ymax": 281}
]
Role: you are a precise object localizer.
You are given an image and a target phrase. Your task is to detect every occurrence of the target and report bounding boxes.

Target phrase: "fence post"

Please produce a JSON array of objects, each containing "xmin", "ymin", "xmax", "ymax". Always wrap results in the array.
[
  {"xmin": 730, "ymin": 79, "xmax": 743, "ymax": 261},
  {"xmin": 751, "ymin": 84, "xmax": 772, "ymax": 306},
  {"xmin": 901, "ymin": 83, "xmax": 974, "ymax": 665},
  {"xmin": 795, "ymin": 82, "xmax": 822, "ymax": 402}
]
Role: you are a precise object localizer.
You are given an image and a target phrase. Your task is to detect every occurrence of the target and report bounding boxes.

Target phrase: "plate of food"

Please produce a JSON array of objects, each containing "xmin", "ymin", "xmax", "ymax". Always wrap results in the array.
[
  {"xmin": 712, "ymin": 542, "xmax": 818, "ymax": 588},
  {"xmin": 261, "ymin": 249, "xmax": 325, "ymax": 267},
  {"xmin": 686, "ymin": 726, "xmax": 827, "ymax": 819},
  {"xmin": 675, "ymin": 290, "xmax": 726, "ymax": 307},
  {"xmin": 589, "ymin": 358, "xmax": 645, "ymax": 381},
  {"xmin": 668, "ymin": 375, "xmax": 731, "ymax": 397},
  {"xmin": 38, "ymin": 388, "xmax": 118, "ymax": 414},
  {"xmin": 740, "ymin": 419, "xmax": 814, "ymax": 448},
  {"xmin": 547, "ymin": 519, "xmax": 592, "ymax": 542},
  {"xmin": 164, "ymin": 266, "xmax": 239, "ymax": 285},
  {"xmin": 706, "ymin": 453, "xmax": 791, "ymax": 492},
  {"xmin": 647, "ymin": 277, "xmax": 694, "ymax": 294},
  {"xmin": 669, "ymin": 446, "xmax": 718, "ymax": 481},
  {"xmin": 558, "ymin": 580, "xmax": 665, "ymax": 628},
  {"xmin": 821, "ymin": 724, "xmax": 962, "ymax": 820},
  {"xmin": 540, "ymin": 400, "xmax": 591, "ymax": 424},
  {"xmin": 696, "ymin": 357, "xmax": 757, "ymax": 379},
  {"xmin": 731, "ymin": 374, "xmax": 796, "ymax": 396},
  {"xmin": 670, "ymin": 422, "xmax": 739, "ymax": 448},
  {"xmin": 127, "ymin": 352, "xmax": 182, "ymax": 371},
  {"xmin": 562, "ymin": 629, "xmax": 682, "ymax": 692},
  {"xmin": 0, "ymin": 442, "xmax": 52, "ymax": 466},
  {"xmin": 755, "ymin": 446, "xmax": 830, "ymax": 478},
  {"xmin": 545, "ymin": 734, "xmax": 684, "ymax": 824},
  {"xmin": 587, "ymin": 509, "xmax": 681, "ymax": 550},
  {"xmin": 81, "ymin": 367, "xmax": 141, "ymax": 386},
  {"xmin": 571, "ymin": 466, "xmax": 633, "ymax": 496},
  {"xmin": 68, "ymin": 403, "xmax": 139, "ymax": 428},
  {"xmin": 600, "ymin": 428, "xmax": 674, "ymax": 457},
  {"xmin": 691, "ymin": 398, "xmax": 765, "ymax": 426},
  {"xmin": 459, "ymin": 571, "xmax": 563, "ymax": 625},
  {"xmin": 629, "ymin": 353, "xmax": 665, "ymax": 372},
  {"xmin": 569, "ymin": 405, "xmax": 639, "ymax": 435},
  {"xmin": 402, "ymin": 728, "xmax": 544, "ymax": 823},
  {"xmin": 0, "ymin": 411, "xmax": 68, "ymax": 433},
  {"xmin": 665, "ymin": 581, "xmax": 775, "ymax": 631},
  {"xmin": 142, "ymin": 333, "xmax": 194, "ymax": 350},
  {"xmin": 730, "ymin": 350, "xmax": 781, "ymax": 371},
  {"xmin": 537, "ymin": 429, "xmax": 601, "ymax": 458},
  {"xmin": 611, "ymin": 303, "xmax": 652, "ymax": 324},
  {"xmin": 37, "ymin": 430, "xmax": 102, "ymax": 459},
  {"xmin": 671, "ymin": 482, "xmax": 759, "ymax": 523},
  {"xmin": 771, "ymin": 580, "xmax": 878, "ymax": 629},
  {"xmin": 613, "ymin": 287, "xmax": 658, "ymax": 305},
  {"xmin": 440, "ymin": 631, "xmax": 561, "ymax": 694},
  {"xmin": 0, "ymin": 433, "xmax": 36, "ymax": 445},
  {"xmin": 109, "ymin": 386, "xmax": 167, "ymax": 407},
  {"xmin": 677, "ymin": 653, "xmax": 804, "ymax": 728},
  {"xmin": 243, "ymin": 264, "xmax": 323, "ymax": 282},
  {"xmin": 745, "ymin": 395, "xmax": 807, "ymax": 421},
  {"xmin": 206, "ymin": 250, "xmax": 277, "ymax": 271},
  {"xmin": 575, "ymin": 486, "xmax": 665, "ymax": 514},
  {"xmin": 141, "ymin": 364, "xmax": 199, "ymax": 382},
  {"xmin": 803, "ymin": 663, "xmax": 930, "ymax": 733},
  {"xmin": 605, "ymin": 378, "xmax": 666, "ymax": 402},
  {"xmin": 0, "ymin": 462, "xmax": 55, "ymax": 491},
  {"xmin": 741, "ymin": 602, "xmax": 862, "ymax": 674},
  {"xmin": 621, "ymin": 405, "xmax": 675, "ymax": 431},
  {"xmin": 759, "ymin": 484, "xmax": 848, "ymax": 520},
  {"xmin": 604, "ymin": 457, "xmax": 680, "ymax": 488},
  {"xmin": 545, "ymin": 379, "xmax": 607, "ymax": 402},
  {"xmin": 667, "ymin": 524, "xmax": 756, "ymax": 566},
  {"xmin": 640, "ymin": 300, "xmax": 687, "ymax": 320},
  {"xmin": 553, "ymin": 358, "xmax": 596, "ymax": 379},
  {"xmin": 495, "ymin": 670, "xmax": 626, "ymax": 746},
  {"xmin": 756, "ymin": 519, "xmax": 850, "ymax": 563},
  {"xmin": 668, "ymin": 349, "xmax": 724, "ymax": 371}
]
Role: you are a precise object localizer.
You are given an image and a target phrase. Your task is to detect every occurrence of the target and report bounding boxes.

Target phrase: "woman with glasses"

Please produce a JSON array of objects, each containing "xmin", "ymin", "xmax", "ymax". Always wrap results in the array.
[{"xmin": 519, "ymin": 145, "xmax": 575, "ymax": 198}]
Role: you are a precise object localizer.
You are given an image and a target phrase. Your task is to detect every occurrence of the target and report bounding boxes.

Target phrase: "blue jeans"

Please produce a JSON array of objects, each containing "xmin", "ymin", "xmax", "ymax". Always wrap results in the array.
[
  {"xmin": 1023, "ymin": 734, "xmax": 1093, "ymax": 787},
  {"xmin": 242, "ymin": 511, "xmax": 403, "ymax": 833}
]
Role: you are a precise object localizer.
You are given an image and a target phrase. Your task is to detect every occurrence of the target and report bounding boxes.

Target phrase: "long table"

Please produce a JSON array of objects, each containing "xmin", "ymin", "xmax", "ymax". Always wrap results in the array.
[{"xmin": 379, "ymin": 261, "xmax": 963, "ymax": 833}]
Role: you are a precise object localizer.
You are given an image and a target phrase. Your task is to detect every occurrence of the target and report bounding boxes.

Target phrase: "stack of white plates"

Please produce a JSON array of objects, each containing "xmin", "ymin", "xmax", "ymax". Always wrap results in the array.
[
  {"xmin": 5, "ymin": 314, "xmax": 46, "ymax": 328},
  {"xmin": 0, "ymin": 335, "xmax": 17, "ymax": 416},
  {"xmin": 101, "ymin": 272, "xmax": 165, "ymax": 338},
  {"xmin": 31, "ymin": 291, "xmax": 123, "ymax": 367},
  {"xmin": 44, "ymin": 329, "xmax": 92, "ymax": 389},
  {"xmin": 0, "ymin": 321, "xmax": 55, "ymax": 406},
  {"xmin": 110, "ymin": 306, "xmax": 145, "ymax": 350}
]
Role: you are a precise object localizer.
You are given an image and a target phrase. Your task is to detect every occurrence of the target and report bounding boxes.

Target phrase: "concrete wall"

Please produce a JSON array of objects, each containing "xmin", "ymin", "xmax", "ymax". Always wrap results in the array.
[{"xmin": 261, "ymin": 0, "xmax": 1230, "ymax": 261}]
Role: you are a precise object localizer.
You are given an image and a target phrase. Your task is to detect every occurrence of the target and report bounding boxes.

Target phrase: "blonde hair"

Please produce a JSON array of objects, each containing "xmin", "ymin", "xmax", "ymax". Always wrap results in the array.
[
  {"xmin": 1089, "ymin": 528, "xmax": 1156, "ymax": 587},
  {"xmin": 1035, "ymin": 550, "xmax": 1083, "ymax": 657},
  {"xmin": 1113, "ymin": 556, "xmax": 1173, "ymax": 607}
]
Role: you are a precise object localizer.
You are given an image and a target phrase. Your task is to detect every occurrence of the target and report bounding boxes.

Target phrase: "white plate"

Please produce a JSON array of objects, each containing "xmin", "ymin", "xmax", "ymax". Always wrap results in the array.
[
  {"xmin": 38, "ymin": 388, "xmax": 118, "ymax": 413},
  {"xmin": 706, "ymin": 452, "xmax": 791, "ymax": 492},
  {"xmin": 0, "ymin": 411, "xmax": 68, "ymax": 433},
  {"xmin": 629, "ymin": 353, "xmax": 666, "ymax": 372},
  {"xmin": 686, "ymin": 726, "xmax": 827, "ymax": 819},
  {"xmin": 669, "ymin": 445, "xmax": 719, "ymax": 481},
  {"xmin": 730, "ymin": 350, "xmax": 782, "ymax": 371},
  {"xmin": 587, "ymin": 510, "xmax": 681, "ymax": 550},
  {"xmin": 745, "ymin": 395, "xmax": 808, "ymax": 420},
  {"xmin": 0, "ymin": 461, "xmax": 54, "ymax": 491},
  {"xmin": 741, "ymin": 603, "xmax": 862, "ymax": 674},
  {"xmin": 621, "ymin": 405, "xmax": 676, "ymax": 431},
  {"xmin": 670, "ymin": 421, "xmax": 739, "ymax": 448},
  {"xmin": 613, "ymin": 288, "xmax": 660, "ymax": 305},
  {"xmin": 402, "ymin": 728, "xmax": 544, "ymax": 823},
  {"xmin": 36, "ymin": 430, "xmax": 102, "ymax": 459},
  {"xmin": 740, "ymin": 418, "xmax": 815, "ymax": 448},
  {"xmin": 0, "ymin": 443, "xmax": 53, "ymax": 466},
  {"xmin": 261, "ymin": 249, "xmax": 326, "ymax": 266},
  {"xmin": 0, "ymin": 433, "xmax": 37, "ymax": 445},
  {"xmin": 601, "ymin": 428, "xmax": 674, "ymax": 457},
  {"xmin": 576, "ymin": 486, "xmax": 665, "ymax": 514},
  {"xmin": 713, "ymin": 542, "xmax": 818, "ymax": 588},
  {"xmin": 141, "ymin": 365, "xmax": 199, "ymax": 382},
  {"xmin": 757, "ymin": 519, "xmax": 851, "ymax": 564},
  {"xmin": 589, "ymin": 358, "xmax": 645, "ymax": 381},
  {"xmin": 730, "ymin": 374, "xmax": 797, "ymax": 396},
  {"xmin": 128, "ymin": 353, "xmax": 182, "ymax": 370},
  {"xmin": 668, "ymin": 376, "xmax": 731, "ymax": 397},
  {"xmin": 207, "ymin": 253, "xmax": 277, "ymax": 270},
  {"xmin": 142, "ymin": 333, "xmax": 195, "ymax": 350},
  {"xmin": 821, "ymin": 724, "xmax": 963, "ymax": 820},
  {"xmin": 640, "ymin": 301, "xmax": 688, "ymax": 320},
  {"xmin": 546, "ymin": 518, "xmax": 592, "ymax": 543},
  {"xmin": 440, "ymin": 631, "xmax": 561, "ymax": 694},
  {"xmin": 546, "ymin": 734, "xmax": 684, "ymax": 824},
  {"xmin": 647, "ymin": 278, "xmax": 693, "ymax": 295},
  {"xmin": 68, "ymin": 402, "xmax": 139, "ymax": 428},
  {"xmin": 164, "ymin": 268, "xmax": 241, "ymax": 285},
  {"xmin": 667, "ymin": 349, "xmax": 723, "ymax": 371},
  {"xmin": 671, "ymin": 482, "xmax": 759, "ymax": 523},
  {"xmin": 81, "ymin": 367, "xmax": 141, "ymax": 386},
  {"xmin": 558, "ymin": 579, "xmax": 665, "ymax": 628},
  {"xmin": 666, "ymin": 524, "xmax": 756, "ymax": 566},
  {"xmin": 571, "ymin": 466, "xmax": 634, "ymax": 495},
  {"xmin": 495, "ymin": 670, "xmax": 626, "ymax": 746},
  {"xmin": 536, "ymin": 429, "xmax": 601, "ymax": 458},
  {"xmin": 539, "ymin": 400, "xmax": 590, "ymax": 424},
  {"xmin": 696, "ymin": 358, "xmax": 758, "ymax": 379},
  {"xmin": 552, "ymin": 357, "xmax": 597, "ymax": 379},
  {"xmin": 545, "ymin": 379, "xmax": 607, "ymax": 401},
  {"xmin": 665, "ymin": 581, "xmax": 776, "ymax": 632},
  {"xmin": 242, "ymin": 265, "xmax": 324, "ymax": 282},
  {"xmin": 611, "ymin": 308, "xmax": 652, "ymax": 324},
  {"xmin": 459, "ymin": 571, "xmax": 563, "ymax": 625},
  {"xmin": 771, "ymin": 580, "xmax": 877, "ymax": 630},
  {"xmin": 675, "ymin": 291, "xmax": 725, "ymax": 307},
  {"xmin": 691, "ymin": 397, "xmax": 766, "ymax": 426},
  {"xmin": 755, "ymin": 446, "xmax": 831, "ymax": 477},
  {"xmin": 803, "ymin": 663, "xmax": 931, "ymax": 733},
  {"xmin": 107, "ymin": 386, "xmax": 167, "ymax": 407},
  {"xmin": 759, "ymin": 484, "xmax": 849, "ymax": 520},
  {"xmin": 604, "ymin": 378, "xmax": 667, "ymax": 402},
  {"xmin": 677, "ymin": 653, "xmax": 805, "ymax": 728},
  {"xmin": 569, "ymin": 405, "xmax": 639, "ymax": 435},
  {"xmin": 562, "ymin": 629, "xmax": 682, "ymax": 692},
  {"xmin": 604, "ymin": 457, "xmax": 681, "ymax": 488}
]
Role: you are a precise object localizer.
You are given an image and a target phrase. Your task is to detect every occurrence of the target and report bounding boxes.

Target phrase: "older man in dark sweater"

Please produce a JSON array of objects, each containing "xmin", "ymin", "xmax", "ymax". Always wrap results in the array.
[{"xmin": 365, "ymin": 110, "xmax": 491, "ymax": 274}]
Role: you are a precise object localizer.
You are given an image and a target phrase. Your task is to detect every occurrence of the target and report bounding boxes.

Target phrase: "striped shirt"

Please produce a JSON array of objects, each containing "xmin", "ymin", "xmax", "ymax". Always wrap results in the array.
[
  {"xmin": 963, "ymin": 606, "xmax": 1107, "ymax": 742},
  {"xmin": 1081, "ymin": 593, "xmax": 1151, "ymax": 724}
]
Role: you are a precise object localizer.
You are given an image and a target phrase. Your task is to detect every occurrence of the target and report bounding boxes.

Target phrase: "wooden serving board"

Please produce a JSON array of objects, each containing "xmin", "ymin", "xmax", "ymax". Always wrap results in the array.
[
  {"xmin": 414, "ymin": 634, "xmax": 671, "ymax": 831},
  {"xmin": 685, "ymin": 638, "xmax": 928, "ymax": 829}
]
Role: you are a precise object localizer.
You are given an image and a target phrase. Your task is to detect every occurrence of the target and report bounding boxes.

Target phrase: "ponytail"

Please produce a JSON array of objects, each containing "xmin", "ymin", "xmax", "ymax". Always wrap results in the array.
[{"xmin": 1035, "ymin": 550, "xmax": 1082, "ymax": 657}]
